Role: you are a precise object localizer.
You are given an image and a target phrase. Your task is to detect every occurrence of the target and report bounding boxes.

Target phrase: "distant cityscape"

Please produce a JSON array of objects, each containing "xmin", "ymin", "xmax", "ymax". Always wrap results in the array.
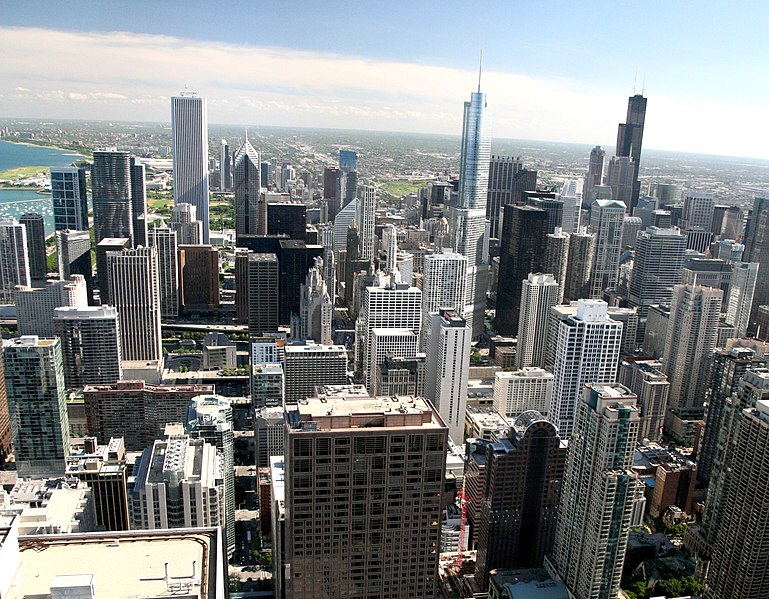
[{"xmin": 0, "ymin": 77, "xmax": 768, "ymax": 599}]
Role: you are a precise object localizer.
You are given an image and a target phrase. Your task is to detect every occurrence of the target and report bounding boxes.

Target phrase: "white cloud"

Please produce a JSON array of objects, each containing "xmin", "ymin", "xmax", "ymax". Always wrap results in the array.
[{"xmin": 0, "ymin": 26, "xmax": 766, "ymax": 158}]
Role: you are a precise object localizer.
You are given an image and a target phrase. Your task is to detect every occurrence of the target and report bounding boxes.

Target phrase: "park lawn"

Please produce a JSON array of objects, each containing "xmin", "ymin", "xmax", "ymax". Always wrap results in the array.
[{"xmin": 0, "ymin": 165, "xmax": 48, "ymax": 180}]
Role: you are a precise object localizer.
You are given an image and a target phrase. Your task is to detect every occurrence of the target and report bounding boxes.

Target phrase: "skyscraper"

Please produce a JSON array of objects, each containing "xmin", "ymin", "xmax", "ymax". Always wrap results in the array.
[
  {"xmin": 618, "ymin": 359, "xmax": 670, "ymax": 442},
  {"xmin": 15, "ymin": 275, "xmax": 88, "ymax": 337},
  {"xmin": 51, "ymin": 166, "xmax": 88, "ymax": 231},
  {"xmin": 55, "ymin": 229, "xmax": 92, "ymax": 296},
  {"xmin": 185, "ymin": 395, "xmax": 235, "ymax": 557},
  {"xmin": 20, "ymin": 213, "xmax": 47, "ymax": 281},
  {"xmin": 495, "ymin": 205, "xmax": 548, "ymax": 335},
  {"xmin": 171, "ymin": 91, "xmax": 210, "ymax": 243},
  {"xmin": 178, "ymin": 245, "xmax": 220, "ymax": 312},
  {"xmin": 421, "ymin": 252, "xmax": 467, "ymax": 345},
  {"xmin": 486, "ymin": 155, "xmax": 528, "ymax": 238},
  {"xmin": 615, "ymin": 94, "xmax": 647, "ymax": 210},
  {"xmin": 148, "ymin": 226, "xmax": 179, "ymax": 318},
  {"xmin": 234, "ymin": 138, "xmax": 262, "ymax": 240},
  {"xmin": 583, "ymin": 145, "xmax": 605, "ymax": 203},
  {"xmin": 475, "ymin": 411, "xmax": 567, "ymax": 588},
  {"xmin": 282, "ymin": 394, "xmax": 447, "ymax": 599},
  {"xmin": 283, "ymin": 342, "xmax": 348, "ymax": 404},
  {"xmin": 559, "ymin": 180, "xmax": 583, "ymax": 234},
  {"xmin": 248, "ymin": 253, "xmax": 279, "ymax": 336},
  {"xmin": 544, "ymin": 229, "xmax": 569, "ymax": 302},
  {"xmin": 91, "ymin": 150, "xmax": 133, "ymax": 244},
  {"xmin": 424, "ymin": 310, "xmax": 471, "ymax": 443},
  {"xmin": 106, "ymin": 247, "xmax": 162, "ymax": 362},
  {"xmin": 516, "ymin": 273, "xmax": 560, "ymax": 369},
  {"xmin": 743, "ymin": 198, "xmax": 769, "ymax": 327},
  {"xmin": 605, "ymin": 156, "xmax": 635, "ymax": 206},
  {"xmin": 725, "ymin": 261, "xmax": 759, "ymax": 337},
  {"xmin": 95, "ymin": 237, "xmax": 130, "ymax": 305},
  {"xmin": 129, "ymin": 158, "xmax": 148, "ymax": 247},
  {"xmin": 357, "ymin": 184, "xmax": 376, "ymax": 261},
  {"xmin": 563, "ymin": 230, "xmax": 596, "ymax": 302},
  {"xmin": 170, "ymin": 203, "xmax": 204, "ymax": 245},
  {"xmin": 705, "ymin": 399, "xmax": 769, "ymax": 598},
  {"xmin": 53, "ymin": 306, "xmax": 122, "ymax": 389},
  {"xmin": 4, "ymin": 336, "xmax": 70, "ymax": 478},
  {"xmin": 295, "ymin": 257, "xmax": 333, "ymax": 345},
  {"xmin": 548, "ymin": 300, "xmax": 623, "ymax": 437},
  {"xmin": 0, "ymin": 219, "xmax": 29, "ymax": 303},
  {"xmin": 547, "ymin": 383, "xmax": 643, "ymax": 599},
  {"xmin": 338, "ymin": 149, "xmax": 358, "ymax": 210},
  {"xmin": 452, "ymin": 86, "xmax": 493, "ymax": 338},
  {"xmin": 0, "ymin": 356, "xmax": 9, "ymax": 465},
  {"xmin": 662, "ymin": 284, "xmax": 722, "ymax": 419},
  {"xmin": 220, "ymin": 139, "xmax": 231, "ymax": 192},
  {"xmin": 589, "ymin": 199, "xmax": 626, "ymax": 298}
]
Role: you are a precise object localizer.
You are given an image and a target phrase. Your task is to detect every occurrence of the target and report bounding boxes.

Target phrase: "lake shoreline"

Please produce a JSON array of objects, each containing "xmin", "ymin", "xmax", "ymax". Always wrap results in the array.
[{"xmin": 1, "ymin": 138, "xmax": 86, "ymax": 159}]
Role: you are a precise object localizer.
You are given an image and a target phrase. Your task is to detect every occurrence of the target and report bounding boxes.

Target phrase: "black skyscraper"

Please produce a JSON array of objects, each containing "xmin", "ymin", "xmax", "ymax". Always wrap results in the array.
[
  {"xmin": 745, "ymin": 196, "xmax": 769, "ymax": 329},
  {"xmin": 495, "ymin": 205, "xmax": 549, "ymax": 335},
  {"xmin": 616, "ymin": 94, "xmax": 647, "ymax": 210},
  {"xmin": 20, "ymin": 213, "xmax": 47, "ymax": 281},
  {"xmin": 92, "ymin": 151, "xmax": 133, "ymax": 244}
]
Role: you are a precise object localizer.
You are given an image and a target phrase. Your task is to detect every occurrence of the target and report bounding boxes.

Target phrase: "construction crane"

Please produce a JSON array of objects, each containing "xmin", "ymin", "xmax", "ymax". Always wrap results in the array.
[{"xmin": 455, "ymin": 487, "xmax": 484, "ymax": 568}]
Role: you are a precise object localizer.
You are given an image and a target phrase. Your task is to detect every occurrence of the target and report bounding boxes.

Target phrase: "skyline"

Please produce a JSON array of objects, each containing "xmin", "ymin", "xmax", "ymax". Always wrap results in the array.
[{"xmin": 1, "ymin": 1, "xmax": 768, "ymax": 159}]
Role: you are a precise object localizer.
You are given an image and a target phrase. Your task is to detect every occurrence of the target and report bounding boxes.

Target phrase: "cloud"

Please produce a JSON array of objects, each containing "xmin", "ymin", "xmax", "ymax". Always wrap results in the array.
[{"xmin": 0, "ymin": 26, "xmax": 765, "ymax": 158}]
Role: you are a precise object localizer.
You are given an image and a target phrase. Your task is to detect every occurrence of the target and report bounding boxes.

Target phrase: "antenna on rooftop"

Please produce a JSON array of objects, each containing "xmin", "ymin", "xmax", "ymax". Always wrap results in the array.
[
  {"xmin": 633, "ymin": 69, "xmax": 638, "ymax": 94},
  {"xmin": 642, "ymin": 73, "xmax": 647, "ymax": 95},
  {"xmin": 478, "ymin": 49, "xmax": 484, "ymax": 92}
]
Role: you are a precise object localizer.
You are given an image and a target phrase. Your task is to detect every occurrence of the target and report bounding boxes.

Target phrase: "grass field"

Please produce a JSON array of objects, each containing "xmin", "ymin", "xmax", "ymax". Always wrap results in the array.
[
  {"xmin": 0, "ymin": 165, "xmax": 48, "ymax": 180},
  {"xmin": 378, "ymin": 179, "xmax": 423, "ymax": 203}
]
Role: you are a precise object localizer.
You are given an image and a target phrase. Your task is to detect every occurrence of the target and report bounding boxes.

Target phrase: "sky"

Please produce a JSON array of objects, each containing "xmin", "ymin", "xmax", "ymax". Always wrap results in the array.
[{"xmin": 2, "ymin": 0, "xmax": 769, "ymax": 158}]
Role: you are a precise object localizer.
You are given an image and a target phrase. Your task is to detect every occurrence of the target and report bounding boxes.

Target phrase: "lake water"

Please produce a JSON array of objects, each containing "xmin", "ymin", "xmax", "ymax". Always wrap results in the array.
[{"xmin": 0, "ymin": 140, "xmax": 85, "ymax": 236}]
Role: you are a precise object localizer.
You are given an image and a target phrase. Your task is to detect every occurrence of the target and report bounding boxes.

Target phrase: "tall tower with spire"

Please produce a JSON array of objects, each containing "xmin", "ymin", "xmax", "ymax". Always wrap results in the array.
[
  {"xmin": 451, "ymin": 60, "xmax": 492, "ymax": 338},
  {"xmin": 615, "ymin": 93, "xmax": 647, "ymax": 211},
  {"xmin": 233, "ymin": 135, "xmax": 262, "ymax": 242}
]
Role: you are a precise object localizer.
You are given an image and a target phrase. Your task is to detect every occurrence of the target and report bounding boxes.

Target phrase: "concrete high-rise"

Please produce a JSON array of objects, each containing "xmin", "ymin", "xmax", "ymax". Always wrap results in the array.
[
  {"xmin": 234, "ymin": 138, "xmax": 262, "ymax": 240},
  {"xmin": 495, "ymin": 205, "xmax": 548, "ymax": 335},
  {"xmin": 95, "ymin": 237, "xmax": 130, "ymax": 304},
  {"xmin": 563, "ymin": 229, "xmax": 596, "ymax": 302},
  {"xmin": 20, "ymin": 213, "xmax": 46, "ymax": 281},
  {"xmin": 148, "ymin": 226, "xmax": 179, "ymax": 318},
  {"xmin": 4, "ymin": 336, "xmax": 70, "ymax": 478},
  {"xmin": 544, "ymin": 228, "xmax": 569, "ymax": 301},
  {"xmin": 421, "ymin": 252, "xmax": 467, "ymax": 345},
  {"xmin": 744, "ymin": 196, "xmax": 769, "ymax": 328},
  {"xmin": 606, "ymin": 156, "xmax": 635, "ymax": 206},
  {"xmin": 106, "ymin": 247, "xmax": 162, "ymax": 362},
  {"xmin": 283, "ymin": 342, "xmax": 348, "ymax": 404},
  {"xmin": 705, "ymin": 399, "xmax": 769, "ymax": 598},
  {"xmin": 220, "ymin": 139, "xmax": 231, "ymax": 192},
  {"xmin": 662, "ymin": 284, "xmax": 722, "ymax": 416},
  {"xmin": 0, "ymin": 219, "xmax": 30, "ymax": 303},
  {"xmin": 185, "ymin": 395, "xmax": 235, "ymax": 557},
  {"xmin": 516, "ymin": 273, "xmax": 560, "ymax": 369},
  {"xmin": 475, "ymin": 411, "xmax": 567, "ymax": 588},
  {"xmin": 53, "ymin": 306, "xmax": 122, "ymax": 389},
  {"xmin": 295, "ymin": 257, "xmax": 333, "ymax": 345},
  {"xmin": 55, "ymin": 230, "xmax": 92, "ymax": 296},
  {"xmin": 171, "ymin": 91, "xmax": 210, "ymax": 243},
  {"xmin": 129, "ymin": 158, "xmax": 148, "ymax": 247},
  {"xmin": 425, "ymin": 310, "xmax": 471, "ymax": 443},
  {"xmin": 589, "ymin": 199, "xmax": 626, "ymax": 298},
  {"xmin": 91, "ymin": 150, "xmax": 133, "ymax": 244},
  {"xmin": 583, "ymin": 145, "xmax": 605, "ymax": 203},
  {"xmin": 248, "ymin": 253, "xmax": 279, "ymax": 336},
  {"xmin": 559, "ymin": 180, "xmax": 583, "ymax": 234},
  {"xmin": 548, "ymin": 384, "xmax": 643, "ymax": 599},
  {"xmin": 548, "ymin": 300, "xmax": 623, "ymax": 437},
  {"xmin": 51, "ymin": 166, "xmax": 88, "ymax": 231},
  {"xmin": 15, "ymin": 275, "xmax": 88, "ymax": 337},
  {"xmin": 178, "ymin": 245, "xmax": 219, "ymax": 312},
  {"xmin": 618, "ymin": 359, "xmax": 670, "ymax": 442},
  {"xmin": 615, "ymin": 94, "xmax": 647, "ymax": 210},
  {"xmin": 494, "ymin": 367, "xmax": 554, "ymax": 418},
  {"xmin": 725, "ymin": 261, "xmax": 759, "ymax": 337},
  {"xmin": 170, "ymin": 203, "xmax": 204, "ymax": 245},
  {"xmin": 358, "ymin": 283, "xmax": 422, "ymax": 391},
  {"xmin": 357, "ymin": 184, "xmax": 376, "ymax": 261},
  {"xmin": 130, "ymin": 432, "xmax": 225, "ymax": 531},
  {"xmin": 282, "ymin": 394, "xmax": 447, "ymax": 599}
]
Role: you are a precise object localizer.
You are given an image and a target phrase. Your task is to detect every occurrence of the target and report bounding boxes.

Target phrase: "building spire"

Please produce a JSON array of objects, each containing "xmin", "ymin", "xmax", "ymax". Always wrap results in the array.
[{"xmin": 478, "ymin": 49, "xmax": 484, "ymax": 92}]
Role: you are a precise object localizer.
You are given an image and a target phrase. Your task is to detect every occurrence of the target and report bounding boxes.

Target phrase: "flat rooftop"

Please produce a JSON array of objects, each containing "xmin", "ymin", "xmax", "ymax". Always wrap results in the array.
[
  {"xmin": 291, "ymin": 395, "xmax": 444, "ymax": 431},
  {"xmin": 8, "ymin": 528, "xmax": 222, "ymax": 599}
]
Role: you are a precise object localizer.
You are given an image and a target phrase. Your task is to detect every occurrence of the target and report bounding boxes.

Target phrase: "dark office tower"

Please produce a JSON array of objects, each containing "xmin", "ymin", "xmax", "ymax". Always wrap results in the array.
[
  {"xmin": 744, "ymin": 196, "xmax": 769, "ymax": 328},
  {"xmin": 234, "ymin": 138, "xmax": 262, "ymax": 242},
  {"xmin": 475, "ymin": 412, "xmax": 566, "ymax": 588},
  {"xmin": 486, "ymin": 155, "xmax": 523, "ymax": 238},
  {"xmin": 220, "ymin": 139, "xmax": 231, "ymax": 192},
  {"xmin": 267, "ymin": 202, "xmax": 306, "ymax": 240},
  {"xmin": 615, "ymin": 93, "xmax": 647, "ymax": 210},
  {"xmin": 92, "ymin": 150, "xmax": 133, "ymax": 244},
  {"xmin": 148, "ymin": 226, "xmax": 179, "ymax": 318},
  {"xmin": 511, "ymin": 169, "xmax": 538, "ymax": 206},
  {"xmin": 323, "ymin": 166, "xmax": 340, "ymax": 220},
  {"xmin": 563, "ymin": 230, "xmax": 596, "ymax": 302},
  {"xmin": 544, "ymin": 229, "xmax": 569, "ymax": 303},
  {"xmin": 20, "ymin": 213, "xmax": 47, "ymax": 280},
  {"xmin": 526, "ymin": 192, "xmax": 563, "ymax": 234},
  {"xmin": 178, "ymin": 245, "xmax": 219, "ymax": 312},
  {"xmin": 698, "ymin": 345, "xmax": 766, "ymax": 486},
  {"xmin": 56, "ymin": 230, "xmax": 93, "ymax": 301},
  {"xmin": 628, "ymin": 227, "xmax": 687, "ymax": 330},
  {"xmin": 128, "ymin": 158, "xmax": 147, "ymax": 247},
  {"xmin": 339, "ymin": 149, "xmax": 358, "ymax": 208},
  {"xmin": 282, "ymin": 395, "xmax": 447, "ymax": 599},
  {"xmin": 95, "ymin": 237, "xmax": 130, "ymax": 305},
  {"xmin": 278, "ymin": 241, "xmax": 324, "ymax": 325},
  {"xmin": 606, "ymin": 156, "xmax": 635, "ymax": 207},
  {"xmin": 705, "ymin": 399, "xmax": 769, "ymax": 598},
  {"xmin": 235, "ymin": 248, "xmax": 250, "ymax": 324},
  {"xmin": 248, "ymin": 253, "xmax": 279, "ymax": 336},
  {"xmin": 495, "ymin": 205, "xmax": 549, "ymax": 335},
  {"xmin": 51, "ymin": 166, "xmax": 89, "ymax": 231},
  {"xmin": 583, "ymin": 146, "xmax": 605, "ymax": 203}
]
